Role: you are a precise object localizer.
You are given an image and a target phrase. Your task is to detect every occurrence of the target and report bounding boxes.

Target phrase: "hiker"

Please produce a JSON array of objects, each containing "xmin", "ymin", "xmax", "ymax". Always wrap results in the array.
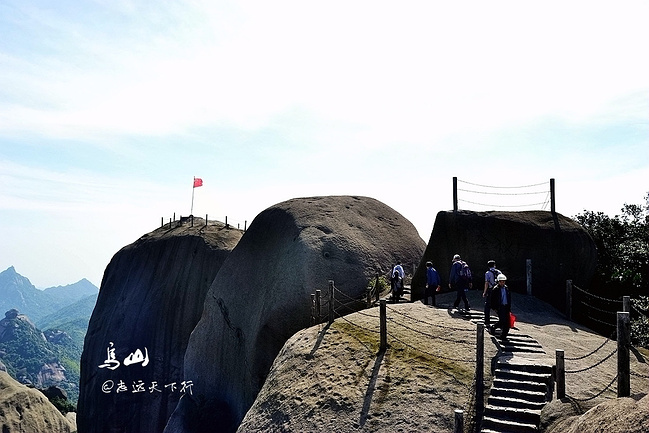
[
  {"xmin": 424, "ymin": 261, "xmax": 441, "ymax": 306},
  {"xmin": 449, "ymin": 254, "xmax": 471, "ymax": 311},
  {"xmin": 390, "ymin": 264, "xmax": 404, "ymax": 301},
  {"xmin": 490, "ymin": 273, "xmax": 511, "ymax": 340},
  {"xmin": 482, "ymin": 260, "xmax": 501, "ymax": 327}
]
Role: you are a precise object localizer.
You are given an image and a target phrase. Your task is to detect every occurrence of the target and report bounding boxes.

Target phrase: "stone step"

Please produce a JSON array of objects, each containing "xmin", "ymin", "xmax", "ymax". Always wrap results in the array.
[
  {"xmin": 481, "ymin": 415, "xmax": 538, "ymax": 433},
  {"xmin": 495, "ymin": 368, "xmax": 551, "ymax": 384},
  {"xmin": 499, "ymin": 338, "xmax": 543, "ymax": 347},
  {"xmin": 504, "ymin": 345, "xmax": 545, "ymax": 352},
  {"xmin": 496, "ymin": 361, "xmax": 553, "ymax": 375},
  {"xmin": 484, "ymin": 405, "xmax": 541, "ymax": 424},
  {"xmin": 493, "ymin": 377, "xmax": 548, "ymax": 393},
  {"xmin": 489, "ymin": 387, "xmax": 547, "ymax": 403},
  {"xmin": 487, "ymin": 395, "xmax": 546, "ymax": 411}
]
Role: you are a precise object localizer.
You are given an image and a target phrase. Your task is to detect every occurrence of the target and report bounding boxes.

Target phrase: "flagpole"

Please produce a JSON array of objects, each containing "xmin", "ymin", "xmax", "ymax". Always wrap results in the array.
[{"xmin": 191, "ymin": 177, "xmax": 196, "ymax": 216}]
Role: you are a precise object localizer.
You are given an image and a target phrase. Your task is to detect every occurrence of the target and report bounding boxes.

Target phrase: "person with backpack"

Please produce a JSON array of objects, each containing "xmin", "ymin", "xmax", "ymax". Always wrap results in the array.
[
  {"xmin": 482, "ymin": 260, "xmax": 501, "ymax": 327},
  {"xmin": 390, "ymin": 261, "xmax": 405, "ymax": 302},
  {"xmin": 490, "ymin": 273, "xmax": 512, "ymax": 340},
  {"xmin": 449, "ymin": 254, "xmax": 471, "ymax": 311},
  {"xmin": 424, "ymin": 261, "xmax": 441, "ymax": 306}
]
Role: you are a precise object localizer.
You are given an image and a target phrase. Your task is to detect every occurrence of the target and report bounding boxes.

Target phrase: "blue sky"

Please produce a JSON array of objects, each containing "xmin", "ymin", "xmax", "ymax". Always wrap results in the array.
[{"xmin": 1, "ymin": 0, "xmax": 648, "ymax": 288}]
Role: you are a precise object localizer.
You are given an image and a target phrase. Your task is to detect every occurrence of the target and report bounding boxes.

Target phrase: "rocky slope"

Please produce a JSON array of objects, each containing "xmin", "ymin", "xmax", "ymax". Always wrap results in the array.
[
  {"xmin": 78, "ymin": 217, "xmax": 243, "ymax": 433},
  {"xmin": 239, "ymin": 290, "xmax": 649, "ymax": 432},
  {"xmin": 0, "ymin": 370, "xmax": 74, "ymax": 433}
]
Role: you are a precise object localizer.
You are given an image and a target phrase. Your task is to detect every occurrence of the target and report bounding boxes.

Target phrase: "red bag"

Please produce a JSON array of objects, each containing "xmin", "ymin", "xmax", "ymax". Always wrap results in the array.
[{"xmin": 509, "ymin": 312, "xmax": 516, "ymax": 328}]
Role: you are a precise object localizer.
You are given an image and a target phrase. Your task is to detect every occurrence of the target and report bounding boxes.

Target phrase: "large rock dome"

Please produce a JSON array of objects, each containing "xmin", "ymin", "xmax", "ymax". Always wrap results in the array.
[
  {"xmin": 78, "ymin": 218, "xmax": 243, "ymax": 433},
  {"xmin": 164, "ymin": 196, "xmax": 425, "ymax": 433},
  {"xmin": 411, "ymin": 210, "xmax": 597, "ymax": 311}
]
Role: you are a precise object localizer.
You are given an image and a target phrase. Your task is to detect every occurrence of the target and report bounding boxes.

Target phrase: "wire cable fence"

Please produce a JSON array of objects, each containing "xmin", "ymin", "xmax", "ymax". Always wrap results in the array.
[{"xmin": 454, "ymin": 177, "xmax": 553, "ymax": 211}]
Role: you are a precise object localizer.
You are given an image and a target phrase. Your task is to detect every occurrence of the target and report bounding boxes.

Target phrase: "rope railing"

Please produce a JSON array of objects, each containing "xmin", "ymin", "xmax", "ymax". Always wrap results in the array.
[
  {"xmin": 386, "ymin": 317, "xmax": 473, "ymax": 346},
  {"xmin": 570, "ymin": 374, "xmax": 619, "ymax": 402},
  {"xmin": 565, "ymin": 348, "xmax": 618, "ymax": 374},
  {"xmin": 564, "ymin": 333, "xmax": 615, "ymax": 361},
  {"xmin": 385, "ymin": 304, "xmax": 474, "ymax": 333},
  {"xmin": 384, "ymin": 330, "xmax": 473, "ymax": 391},
  {"xmin": 631, "ymin": 299, "xmax": 649, "ymax": 318},
  {"xmin": 310, "ymin": 280, "xmax": 478, "ymax": 388},
  {"xmin": 557, "ymin": 309, "xmax": 635, "ymax": 401},
  {"xmin": 572, "ymin": 284, "xmax": 623, "ymax": 304}
]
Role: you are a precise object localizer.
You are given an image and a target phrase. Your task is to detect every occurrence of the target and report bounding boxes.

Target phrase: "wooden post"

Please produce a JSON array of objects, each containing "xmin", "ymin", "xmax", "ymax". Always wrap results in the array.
[
  {"xmin": 161, "ymin": 217, "xmax": 163, "ymax": 227},
  {"xmin": 379, "ymin": 299, "xmax": 387, "ymax": 352},
  {"xmin": 328, "ymin": 281, "xmax": 335, "ymax": 325},
  {"xmin": 310, "ymin": 293, "xmax": 315, "ymax": 325},
  {"xmin": 453, "ymin": 176, "xmax": 458, "ymax": 212},
  {"xmin": 526, "ymin": 259, "xmax": 532, "ymax": 296},
  {"xmin": 225, "ymin": 215, "xmax": 228, "ymax": 228},
  {"xmin": 617, "ymin": 311, "xmax": 630, "ymax": 397},
  {"xmin": 623, "ymin": 296, "xmax": 630, "ymax": 313},
  {"xmin": 205, "ymin": 214, "xmax": 208, "ymax": 226},
  {"xmin": 565, "ymin": 280, "xmax": 572, "ymax": 320},
  {"xmin": 476, "ymin": 323, "xmax": 485, "ymax": 420},
  {"xmin": 244, "ymin": 220, "xmax": 247, "ymax": 231},
  {"xmin": 550, "ymin": 178, "xmax": 556, "ymax": 213},
  {"xmin": 454, "ymin": 409, "xmax": 464, "ymax": 433},
  {"xmin": 315, "ymin": 290, "xmax": 321, "ymax": 321},
  {"xmin": 556, "ymin": 349, "xmax": 565, "ymax": 399}
]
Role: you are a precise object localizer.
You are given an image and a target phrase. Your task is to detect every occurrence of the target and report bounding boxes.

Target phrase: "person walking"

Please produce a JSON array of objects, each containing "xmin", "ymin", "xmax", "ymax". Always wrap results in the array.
[
  {"xmin": 449, "ymin": 254, "xmax": 471, "ymax": 311},
  {"xmin": 390, "ymin": 261, "xmax": 405, "ymax": 301},
  {"xmin": 490, "ymin": 273, "xmax": 511, "ymax": 340},
  {"xmin": 482, "ymin": 260, "xmax": 501, "ymax": 327},
  {"xmin": 424, "ymin": 261, "xmax": 441, "ymax": 306}
]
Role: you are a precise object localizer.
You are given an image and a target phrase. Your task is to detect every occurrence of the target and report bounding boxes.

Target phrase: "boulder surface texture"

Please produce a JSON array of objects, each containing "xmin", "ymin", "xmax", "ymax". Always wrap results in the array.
[
  {"xmin": 164, "ymin": 196, "xmax": 425, "ymax": 433},
  {"xmin": 77, "ymin": 218, "xmax": 243, "ymax": 433},
  {"xmin": 411, "ymin": 210, "xmax": 597, "ymax": 311},
  {"xmin": 0, "ymin": 370, "xmax": 73, "ymax": 433}
]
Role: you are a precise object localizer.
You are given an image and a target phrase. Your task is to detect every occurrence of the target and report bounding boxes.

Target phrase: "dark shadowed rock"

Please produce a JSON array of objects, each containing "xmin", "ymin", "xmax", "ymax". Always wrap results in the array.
[
  {"xmin": 164, "ymin": 196, "xmax": 425, "ymax": 433},
  {"xmin": 0, "ymin": 371, "xmax": 74, "ymax": 433},
  {"xmin": 411, "ymin": 210, "xmax": 597, "ymax": 311},
  {"xmin": 77, "ymin": 218, "xmax": 243, "ymax": 433}
]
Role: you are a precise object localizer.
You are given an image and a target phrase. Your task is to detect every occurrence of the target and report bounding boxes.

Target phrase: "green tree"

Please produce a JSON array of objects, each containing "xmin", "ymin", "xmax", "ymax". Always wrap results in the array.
[
  {"xmin": 574, "ymin": 193, "xmax": 649, "ymax": 347},
  {"xmin": 575, "ymin": 193, "xmax": 648, "ymax": 297}
]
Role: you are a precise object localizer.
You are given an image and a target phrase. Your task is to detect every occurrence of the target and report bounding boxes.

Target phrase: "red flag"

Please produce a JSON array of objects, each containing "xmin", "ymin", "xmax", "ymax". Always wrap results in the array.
[{"xmin": 193, "ymin": 177, "xmax": 203, "ymax": 188}]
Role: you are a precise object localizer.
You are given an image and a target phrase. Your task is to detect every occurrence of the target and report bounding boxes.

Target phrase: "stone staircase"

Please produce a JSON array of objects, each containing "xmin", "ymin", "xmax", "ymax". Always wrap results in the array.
[
  {"xmin": 448, "ymin": 308, "xmax": 553, "ymax": 432},
  {"xmin": 481, "ymin": 355, "xmax": 553, "ymax": 432}
]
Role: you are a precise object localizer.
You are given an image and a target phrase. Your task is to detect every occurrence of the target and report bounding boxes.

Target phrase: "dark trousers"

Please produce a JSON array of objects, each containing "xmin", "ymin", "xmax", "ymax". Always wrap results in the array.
[
  {"xmin": 483, "ymin": 290, "xmax": 492, "ymax": 326},
  {"xmin": 494, "ymin": 304, "xmax": 511, "ymax": 338},
  {"xmin": 453, "ymin": 286, "xmax": 470, "ymax": 310},
  {"xmin": 424, "ymin": 285, "xmax": 436, "ymax": 306}
]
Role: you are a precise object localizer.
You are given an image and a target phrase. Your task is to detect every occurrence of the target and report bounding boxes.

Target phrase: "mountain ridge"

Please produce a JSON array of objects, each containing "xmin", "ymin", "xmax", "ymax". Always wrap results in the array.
[{"xmin": 0, "ymin": 266, "xmax": 98, "ymax": 323}]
